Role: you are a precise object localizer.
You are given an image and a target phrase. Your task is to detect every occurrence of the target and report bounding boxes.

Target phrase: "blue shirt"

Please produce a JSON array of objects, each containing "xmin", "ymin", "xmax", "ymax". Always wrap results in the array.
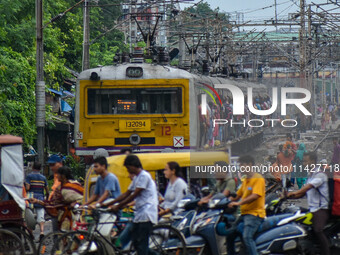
[
  {"xmin": 26, "ymin": 171, "xmax": 48, "ymax": 208},
  {"xmin": 128, "ymin": 170, "xmax": 158, "ymax": 224},
  {"xmin": 94, "ymin": 173, "xmax": 121, "ymax": 199}
]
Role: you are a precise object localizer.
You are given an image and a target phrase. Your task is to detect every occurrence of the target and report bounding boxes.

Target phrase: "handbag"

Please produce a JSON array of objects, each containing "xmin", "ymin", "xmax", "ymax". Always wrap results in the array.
[{"xmin": 24, "ymin": 207, "xmax": 36, "ymax": 230}]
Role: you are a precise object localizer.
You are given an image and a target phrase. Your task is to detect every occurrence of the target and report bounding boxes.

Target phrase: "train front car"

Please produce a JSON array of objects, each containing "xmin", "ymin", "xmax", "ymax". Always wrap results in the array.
[{"xmin": 74, "ymin": 63, "xmax": 195, "ymax": 156}]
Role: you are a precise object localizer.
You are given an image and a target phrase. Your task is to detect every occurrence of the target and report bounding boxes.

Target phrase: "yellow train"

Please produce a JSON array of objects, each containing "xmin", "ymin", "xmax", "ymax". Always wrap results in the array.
[{"xmin": 74, "ymin": 63, "xmax": 267, "ymax": 156}]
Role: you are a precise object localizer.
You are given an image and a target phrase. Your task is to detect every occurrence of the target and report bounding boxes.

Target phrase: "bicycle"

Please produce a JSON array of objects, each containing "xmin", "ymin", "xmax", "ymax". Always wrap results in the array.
[
  {"xmin": 0, "ymin": 220, "xmax": 36, "ymax": 255},
  {"xmin": 37, "ymin": 205, "xmax": 95, "ymax": 255},
  {"xmin": 52, "ymin": 207, "xmax": 187, "ymax": 255},
  {"xmin": 0, "ymin": 228, "xmax": 25, "ymax": 255},
  {"xmin": 37, "ymin": 230, "xmax": 64, "ymax": 255}
]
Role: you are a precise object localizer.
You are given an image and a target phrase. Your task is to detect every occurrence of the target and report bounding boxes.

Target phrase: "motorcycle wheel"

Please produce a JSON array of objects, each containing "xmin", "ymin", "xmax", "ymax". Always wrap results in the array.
[{"xmin": 186, "ymin": 246, "xmax": 210, "ymax": 255}]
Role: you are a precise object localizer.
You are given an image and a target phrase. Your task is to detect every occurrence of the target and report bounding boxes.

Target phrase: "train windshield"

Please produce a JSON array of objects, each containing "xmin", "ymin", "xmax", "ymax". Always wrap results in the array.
[{"xmin": 87, "ymin": 87, "xmax": 182, "ymax": 115}]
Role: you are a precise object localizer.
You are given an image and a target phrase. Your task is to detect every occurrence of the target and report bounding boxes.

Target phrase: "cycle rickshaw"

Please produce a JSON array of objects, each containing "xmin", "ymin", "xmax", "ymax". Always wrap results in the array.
[{"xmin": 0, "ymin": 135, "xmax": 36, "ymax": 254}]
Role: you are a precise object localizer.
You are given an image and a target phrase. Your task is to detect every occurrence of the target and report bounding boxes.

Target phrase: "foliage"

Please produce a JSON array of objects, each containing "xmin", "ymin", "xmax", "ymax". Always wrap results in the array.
[
  {"xmin": 64, "ymin": 155, "xmax": 85, "ymax": 179},
  {"xmin": 170, "ymin": 59, "xmax": 179, "ymax": 66},
  {"xmin": 0, "ymin": 0, "xmax": 126, "ymax": 147},
  {"xmin": 89, "ymin": 0, "xmax": 128, "ymax": 67},
  {"xmin": 185, "ymin": 2, "xmax": 229, "ymax": 20},
  {"xmin": 0, "ymin": 47, "xmax": 36, "ymax": 145},
  {"xmin": 137, "ymin": 41, "xmax": 147, "ymax": 48},
  {"xmin": 183, "ymin": 2, "xmax": 229, "ymax": 29}
]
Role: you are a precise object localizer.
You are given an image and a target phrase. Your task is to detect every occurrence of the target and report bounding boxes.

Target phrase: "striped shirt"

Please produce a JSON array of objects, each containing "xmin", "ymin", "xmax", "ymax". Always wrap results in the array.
[{"xmin": 26, "ymin": 171, "xmax": 47, "ymax": 207}]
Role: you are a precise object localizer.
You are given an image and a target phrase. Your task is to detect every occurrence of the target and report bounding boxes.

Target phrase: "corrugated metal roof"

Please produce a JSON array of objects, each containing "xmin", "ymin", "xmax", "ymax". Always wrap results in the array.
[
  {"xmin": 62, "ymin": 90, "xmax": 75, "ymax": 98},
  {"xmin": 61, "ymin": 100, "xmax": 72, "ymax": 112},
  {"xmin": 48, "ymin": 88, "xmax": 62, "ymax": 96}
]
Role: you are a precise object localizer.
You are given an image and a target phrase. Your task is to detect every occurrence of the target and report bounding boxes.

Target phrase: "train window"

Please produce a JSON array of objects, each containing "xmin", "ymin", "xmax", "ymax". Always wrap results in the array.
[{"xmin": 87, "ymin": 87, "xmax": 182, "ymax": 115}]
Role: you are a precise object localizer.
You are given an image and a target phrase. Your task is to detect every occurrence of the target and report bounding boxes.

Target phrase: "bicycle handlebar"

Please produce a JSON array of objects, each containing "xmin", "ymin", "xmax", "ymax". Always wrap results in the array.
[{"xmin": 73, "ymin": 204, "xmax": 111, "ymax": 213}]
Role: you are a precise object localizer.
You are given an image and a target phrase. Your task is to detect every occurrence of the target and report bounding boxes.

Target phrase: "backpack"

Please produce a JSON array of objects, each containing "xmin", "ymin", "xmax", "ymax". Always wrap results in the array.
[
  {"xmin": 315, "ymin": 172, "xmax": 340, "ymax": 216},
  {"xmin": 332, "ymin": 173, "xmax": 340, "ymax": 216}
]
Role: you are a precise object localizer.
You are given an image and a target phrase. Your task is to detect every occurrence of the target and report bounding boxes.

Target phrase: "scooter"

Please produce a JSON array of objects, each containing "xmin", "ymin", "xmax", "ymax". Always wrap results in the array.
[
  {"xmin": 169, "ymin": 188, "xmax": 213, "ymax": 238},
  {"xmin": 221, "ymin": 211, "xmax": 307, "ymax": 254},
  {"xmin": 286, "ymin": 209, "xmax": 340, "ymax": 254},
  {"xmin": 184, "ymin": 193, "xmax": 236, "ymax": 255},
  {"xmin": 182, "ymin": 192, "xmax": 284, "ymax": 255},
  {"xmin": 238, "ymin": 196, "xmax": 340, "ymax": 254},
  {"xmin": 170, "ymin": 194, "xmax": 199, "ymax": 238},
  {"xmin": 184, "ymin": 194, "xmax": 308, "ymax": 255}
]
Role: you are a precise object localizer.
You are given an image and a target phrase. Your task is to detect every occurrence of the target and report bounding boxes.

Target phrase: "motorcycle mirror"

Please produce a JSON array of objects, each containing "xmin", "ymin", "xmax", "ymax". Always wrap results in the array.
[{"xmin": 229, "ymin": 192, "xmax": 237, "ymax": 198}]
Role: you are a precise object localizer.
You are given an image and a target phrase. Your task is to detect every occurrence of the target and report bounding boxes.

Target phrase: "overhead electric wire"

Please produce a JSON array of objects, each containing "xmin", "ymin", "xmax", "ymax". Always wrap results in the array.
[
  {"xmin": 43, "ymin": 0, "xmax": 85, "ymax": 28},
  {"xmin": 242, "ymin": 0, "xmax": 292, "ymax": 14}
]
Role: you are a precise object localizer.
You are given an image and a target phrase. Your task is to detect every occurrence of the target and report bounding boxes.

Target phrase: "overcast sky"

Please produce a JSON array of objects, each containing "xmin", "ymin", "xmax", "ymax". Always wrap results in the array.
[{"xmin": 180, "ymin": 0, "xmax": 328, "ymax": 23}]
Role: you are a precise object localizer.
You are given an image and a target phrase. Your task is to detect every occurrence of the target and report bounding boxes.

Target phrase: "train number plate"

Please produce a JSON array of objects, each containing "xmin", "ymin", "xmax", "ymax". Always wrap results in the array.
[{"xmin": 119, "ymin": 120, "xmax": 151, "ymax": 132}]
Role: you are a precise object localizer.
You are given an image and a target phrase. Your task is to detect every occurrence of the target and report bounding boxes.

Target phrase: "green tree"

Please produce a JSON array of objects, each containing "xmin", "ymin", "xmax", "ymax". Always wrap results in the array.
[
  {"xmin": 0, "ymin": 0, "xmax": 126, "ymax": 147},
  {"xmin": 0, "ymin": 47, "xmax": 36, "ymax": 145},
  {"xmin": 89, "ymin": 0, "xmax": 128, "ymax": 66}
]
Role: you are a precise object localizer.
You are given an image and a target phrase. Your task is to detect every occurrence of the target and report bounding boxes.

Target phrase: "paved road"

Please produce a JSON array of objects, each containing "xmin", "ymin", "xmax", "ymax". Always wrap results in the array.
[{"xmin": 32, "ymin": 217, "xmax": 53, "ymax": 250}]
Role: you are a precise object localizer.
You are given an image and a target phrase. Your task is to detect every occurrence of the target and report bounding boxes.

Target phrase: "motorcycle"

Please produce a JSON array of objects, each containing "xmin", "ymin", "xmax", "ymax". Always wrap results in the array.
[
  {"xmin": 182, "ymin": 192, "xmax": 290, "ymax": 255},
  {"xmin": 222, "ymin": 211, "xmax": 307, "ymax": 254},
  {"xmin": 283, "ymin": 207, "xmax": 340, "ymax": 254},
  {"xmin": 183, "ymin": 193, "xmax": 308, "ymax": 255},
  {"xmin": 170, "ymin": 194, "xmax": 199, "ymax": 238},
  {"xmin": 184, "ymin": 193, "xmax": 236, "ymax": 255},
  {"xmin": 257, "ymin": 195, "xmax": 340, "ymax": 254}
]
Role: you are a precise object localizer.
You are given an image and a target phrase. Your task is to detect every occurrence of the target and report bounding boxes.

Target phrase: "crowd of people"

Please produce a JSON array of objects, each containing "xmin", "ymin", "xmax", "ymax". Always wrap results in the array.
[
  {"xmin": 24, "ymin": 149, "xmax": 191, "ymax": 254},
  {"xmin": 268, "ymin": 133, "xmax": 307, "ymax": 190},
  {"xmin": 23, "ymin": 140, "xmax": 340, "ymax": 255},
  {"xmin": 199, "ymin": 95, "xmax": 274, "ymax": 148}
]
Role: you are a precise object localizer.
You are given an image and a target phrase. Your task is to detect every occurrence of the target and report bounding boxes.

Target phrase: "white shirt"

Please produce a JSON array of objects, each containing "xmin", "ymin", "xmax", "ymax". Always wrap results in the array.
[
  {"xmin": 128, "ymin": 170, "xmax": 158, "ymax": 224},
  {"xmin": 161, "ymin": 178, "xmax": 187, "ymax": 214},
  {"xmin": 306, "ymin": 169, "xmax": 329, "ymax": 212}
]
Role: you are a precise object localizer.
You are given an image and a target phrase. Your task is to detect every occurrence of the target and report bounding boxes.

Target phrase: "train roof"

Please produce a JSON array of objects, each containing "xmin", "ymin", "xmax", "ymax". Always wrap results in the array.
[
  {"xmin": 78, "ymin": 63, "xmax": 267, "ymax": 92},
  {"xmin": 78, "ymin": 63, "xmax": 193, "ymax": 81}
]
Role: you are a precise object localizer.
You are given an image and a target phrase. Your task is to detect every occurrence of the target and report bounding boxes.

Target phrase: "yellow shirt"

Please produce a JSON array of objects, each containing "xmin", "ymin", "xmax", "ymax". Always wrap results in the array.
[{"xmin": 237, "ymin": 173, "xmax": 266, "ymax": 218}]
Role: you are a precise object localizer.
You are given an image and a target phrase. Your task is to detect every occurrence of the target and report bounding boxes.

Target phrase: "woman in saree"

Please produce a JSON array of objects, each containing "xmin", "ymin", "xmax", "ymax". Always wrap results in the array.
[
  {"xmin": 294, "ymin": 143, "xmax": 306, "ymax": 189},
  {"xmin": 30, "ymin": 166, "xmax": 83, "ymax": 231}
]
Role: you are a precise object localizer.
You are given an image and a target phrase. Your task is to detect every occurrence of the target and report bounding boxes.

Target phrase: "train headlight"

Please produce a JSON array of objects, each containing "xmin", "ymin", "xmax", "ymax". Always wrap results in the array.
[
  {"xmin": 126, "ymin": 67, "xmax": 143, "ymax": 78},
  {"xmin": 129, "ymin": 134, "xmax": 141, "ymax": 145}
]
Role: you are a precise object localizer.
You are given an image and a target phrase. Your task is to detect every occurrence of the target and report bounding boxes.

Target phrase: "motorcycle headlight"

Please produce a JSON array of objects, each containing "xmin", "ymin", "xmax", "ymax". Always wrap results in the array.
[
  {"xmin": 178, "ymin": 199, "xmax": 191, "ymax": 208},
  {"xmin": 192, "ymin": 219, "xmax": 202, "ymax": 233},
  {"xmin": 191, "ymin": 213, "xmax": 206, "ymax": 233},
  {"xmin": 192, "ymin": 217, "xmax": 212, "ymax": 233},
  {"xmin": 201, "ymin": 217, "xmax": 212, "ymax": 227},
  {"xmin": 176, "ymin": 218, "xmax": 188, "ymax": 231}
]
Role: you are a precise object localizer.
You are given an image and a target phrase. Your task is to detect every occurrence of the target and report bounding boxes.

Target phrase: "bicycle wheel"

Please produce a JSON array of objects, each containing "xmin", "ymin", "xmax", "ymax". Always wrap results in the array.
[
  {"xmin": 149, "ymin": 224, "xmax": 187, "ymax": 255},
  {"xmin": 52, "ymin": 230, "xmax": 108, "ymax": 255},
  {"xmin": 0, "ymin": 228, "xmax": 25, "ymax": 255},
  {"xmin": 37, "ymin": 231, "xmax": 64, "ymax": 255},
  {"xmin": 6, "ymin": 227, "xmax": 37, "ymax": 255}
]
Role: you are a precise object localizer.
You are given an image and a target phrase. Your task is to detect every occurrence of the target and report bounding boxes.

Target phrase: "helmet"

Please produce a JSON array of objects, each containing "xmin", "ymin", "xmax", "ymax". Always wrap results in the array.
[{"xmin": 93, "ymin": 148, "xmax": 109, "ymax": 159}]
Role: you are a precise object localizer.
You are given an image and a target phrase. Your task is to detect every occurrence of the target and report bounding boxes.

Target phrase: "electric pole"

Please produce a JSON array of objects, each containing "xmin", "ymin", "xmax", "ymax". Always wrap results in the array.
[
  {"xmin": 36, "ymin": 0, "xmax": 45, "ymax": 165},
  {"xmin": 299, "ymin": 0, "xmax": 306, "ymax": 89},
  {"xmin": 82, "ymin": 0, "xmax": 90, "ymax": 70},
  {"xmin": 299, "ymin": 0, "xmax": 308, "ymax": 130},
  {"xmin": 307, "ymin": 4, "xmax": 316, "ymax": 119},
  {"xmin": 274, "ymin": 0, "xmax": 278, "ymax": 33}
]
